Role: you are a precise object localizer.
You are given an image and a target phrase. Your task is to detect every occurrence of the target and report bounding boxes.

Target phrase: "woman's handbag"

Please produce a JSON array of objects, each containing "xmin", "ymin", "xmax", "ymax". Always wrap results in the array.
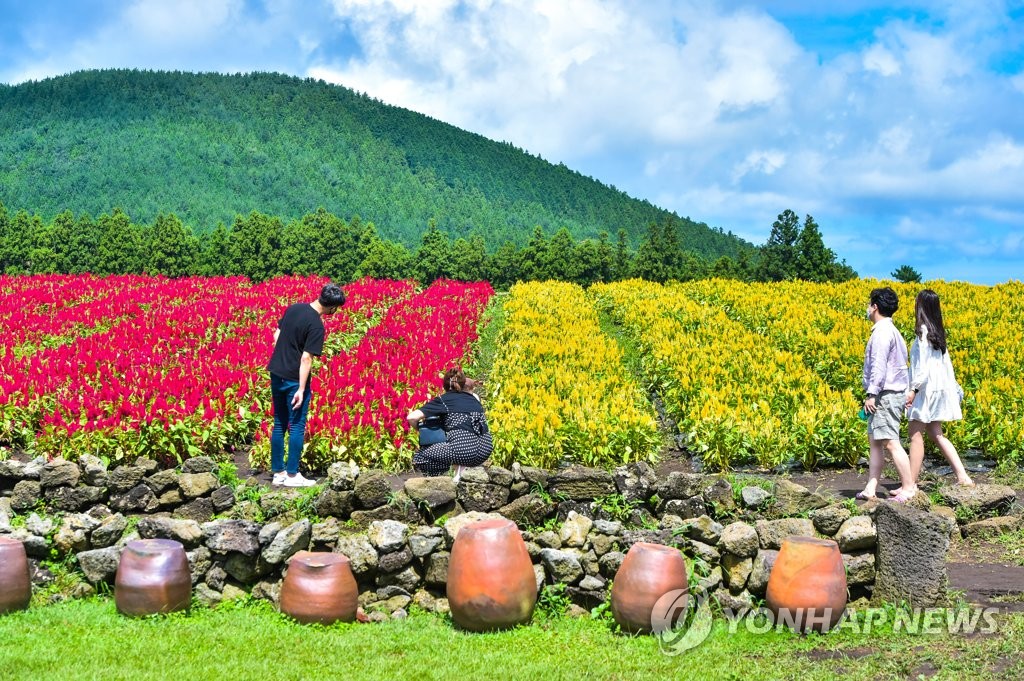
[{"xmin": 417, "ymin": 396, "xmax": 449, "ymax": 448}]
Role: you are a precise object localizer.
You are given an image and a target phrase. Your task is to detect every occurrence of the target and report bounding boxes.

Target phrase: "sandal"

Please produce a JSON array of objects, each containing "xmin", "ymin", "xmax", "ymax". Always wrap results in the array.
[
  {"xmin": 854, "ymin": 491, "xmax": 874, "ymax": 501},
  {"xmin": 891, "ymin": 489, "xmax": 916, "ymax": 504}
]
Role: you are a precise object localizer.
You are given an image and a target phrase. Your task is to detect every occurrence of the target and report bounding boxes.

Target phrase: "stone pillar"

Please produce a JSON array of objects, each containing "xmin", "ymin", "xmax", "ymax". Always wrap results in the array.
[{"xmin": 873, "ymin": 503, "xmax": 953, "ymax": 607}]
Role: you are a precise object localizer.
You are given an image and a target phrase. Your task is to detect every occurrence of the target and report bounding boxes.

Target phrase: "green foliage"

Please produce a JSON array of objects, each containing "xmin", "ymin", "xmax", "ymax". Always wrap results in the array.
[
  {"xmin": 891, "ymin": 264, "xmax": 923, "ymax": 283},
  {"xmin": 592, "ymin": 494, "xmax": 640, "ymax": 523},
  {"xmin": 287, "ymin": 484, "xmax": 324, "ymax": 522},
  {"xmin": 31, "ymin": 555, "xmax": 90, "ymax": 608},
  {"xmin": 795, "ymin": 215, "xmax": 834, "ymax": 283},
  {"xmin": 216, "ymin": 461, "xmax": 244, "ymax": 490},
  {"xmin": 536, "ymin": 583, "xmax": 572, "ymax": 619},
  {"xmin": 995, "ymin": 528, "xmax": 1024, "ymax": 566},
  {"xmin": 758, "ymin": 210, "xmax": 854, "ymax": 283},
  {"xmin": 758, "ymin": 209, "xmax": 801, "ymax": 282},
  {"xmin": 727, "ymin": 474, "xmax": 775, "ymax": 508},
  {"xmin": 954, "ymin": 504, "xmax": 978, "ymax": 523}
]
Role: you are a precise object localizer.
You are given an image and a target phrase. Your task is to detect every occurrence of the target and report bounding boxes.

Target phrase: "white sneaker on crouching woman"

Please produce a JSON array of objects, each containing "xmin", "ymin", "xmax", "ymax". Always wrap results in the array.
[{"xmin": 283, "ymin": 473, "xmax": 317, "ymax": 487}]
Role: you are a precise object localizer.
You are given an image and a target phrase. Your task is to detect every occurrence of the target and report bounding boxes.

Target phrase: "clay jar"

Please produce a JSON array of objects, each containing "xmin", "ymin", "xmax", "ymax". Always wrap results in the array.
[
  {"xmin": 447, "ymin": 517, "xmax": 537, "ymax": 632},
  {"xmin": 610, "ymin": 542, "xmax": 690, "ymax": 634},
  {"xmin": 765, "ymin": 536, "xmax": 847, "ymax": 633},
  {"xmin": 279, "ymin": 551, "xmax": 358, "ymax": 625},
  {"xmin": 115, "ymin": 539, "xmax": 192, "ymax": 617},
  {"xmin": 0, "ymin": 537, "xmax": 32, "ymax": 614}
]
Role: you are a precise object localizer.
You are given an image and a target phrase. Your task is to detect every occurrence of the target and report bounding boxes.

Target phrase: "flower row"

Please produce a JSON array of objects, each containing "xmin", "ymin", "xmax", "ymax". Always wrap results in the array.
[
  {"xmin": 685, "ymin": 278, "xmax": 1024, "ymax": 464},
  {"xmin": 250, "ymin": 279, "xmax": 495, "ymax": 471},
  {"xmin": 486, "ymin": 281, "xmax": 661, "ymax": 469},
  {"xmin": 0, "ymin": 276, "xmax": 417, "ymax": 465},
  {"xmin": 591, "ymin": 280, "xmax": 863, "ymax": 469}
]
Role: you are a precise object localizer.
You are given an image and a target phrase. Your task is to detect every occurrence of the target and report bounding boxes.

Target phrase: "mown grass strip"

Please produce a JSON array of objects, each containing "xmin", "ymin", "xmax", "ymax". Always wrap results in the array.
[{"xmin": 0, "ymin": 598, "xmax": 1021, "ymax": 680}]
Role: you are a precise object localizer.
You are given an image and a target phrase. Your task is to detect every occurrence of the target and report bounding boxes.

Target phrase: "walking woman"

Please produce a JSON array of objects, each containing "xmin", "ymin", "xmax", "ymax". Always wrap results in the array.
[
  {"xmin": 904, "ymin": 289, "xmax": 974, "ymax": 487},
  {"xmin": 407, "ymin": 367, "xmax": 493, "ymax": 481}
]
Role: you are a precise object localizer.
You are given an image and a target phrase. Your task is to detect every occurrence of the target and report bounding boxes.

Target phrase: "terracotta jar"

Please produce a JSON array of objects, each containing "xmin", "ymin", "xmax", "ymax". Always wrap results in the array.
[
  {"xmin": 765, "ymin": 536, "xmax": 847, "ymax": 633},
  {"xmin": 279, "ymin": 551, "xmax": 358, "ymax": 625},
  {"xmin": 0, "ymin": 537, "xmax": 32, "ymax": 614},
  {"xmin": 610, "ymin": 542, "xmax": 690, "ymax": 634},
  {"xmin": 447, "ymin": 517, "xmax": 536, "ymax": 632},
  {"xmin": 115, "ymin": 539, "xmax": 192, "ymax": 617}
]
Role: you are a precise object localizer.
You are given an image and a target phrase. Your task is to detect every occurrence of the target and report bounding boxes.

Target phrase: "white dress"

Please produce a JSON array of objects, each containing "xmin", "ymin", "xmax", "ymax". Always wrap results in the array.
[{"xmin": 907, "ymin": 325, "xmax": 963, "ymax": 423}]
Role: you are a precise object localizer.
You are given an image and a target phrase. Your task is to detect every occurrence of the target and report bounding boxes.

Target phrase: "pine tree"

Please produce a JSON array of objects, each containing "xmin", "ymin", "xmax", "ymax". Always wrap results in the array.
[
  {"xmin": 520, "ymin": 226, "xmax": 550, "ymax": 281},
  {"xmin": 795, "ymin": 214, "xmax": 835, "ymax": 282},
  {"xmin": 229, "ymin": 211, "xmax": 284, "ymax": 281},
  {"xmin": 147, "ymin": 213, "xmax": 196, "ymax": 277},
  {"xmin": 198, "ymin": 223, "xmax": 231, "ymax": 276},
  {"xmin": 450, "ymin": 234, "xmax": 488, "ymax": 281},
  {"xmin": 488, "ymin": 242, "xmax": 521, "ymax": 290},
  {"xmin": 547, "ymin": 227, "xmax": 581, "ymax": 282},
  {"xmin": 357, "ymin": 239, "xmax": 412, "ymax": 279},
  {"xmin": 413, "ymin": 220, "xmax": 454, "ymax": 284},
  {"xmin": 891, "ymin": 264, "xmax": 922, "ymax": 283},
  {"xmin": 758, "ymin": 209, "xmax": 801, "ymax": 281},
  {"xmin": 613, "ymin": 228, "xmax": 632, "ymax": 280},
  {"xmin": 95, "ymin": 209, "xmax": 140, "ymax": 275}
]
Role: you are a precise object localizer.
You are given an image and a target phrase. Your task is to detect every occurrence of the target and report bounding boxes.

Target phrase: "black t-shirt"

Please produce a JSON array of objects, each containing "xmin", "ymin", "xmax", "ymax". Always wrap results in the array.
[
  {"xmin": 420, "ymin": 391, "xmax": 485, "ymax": 417},
  {"xmin": 267, "ymin": 303, "xmax": 325, "ymax": 381}
]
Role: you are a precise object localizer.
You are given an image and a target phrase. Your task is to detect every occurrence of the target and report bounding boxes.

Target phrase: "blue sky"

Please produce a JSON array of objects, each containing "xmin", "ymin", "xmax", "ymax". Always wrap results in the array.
[{"xmin": 2, "ymin": 0, "xmax": 1023, "ymax": 283}]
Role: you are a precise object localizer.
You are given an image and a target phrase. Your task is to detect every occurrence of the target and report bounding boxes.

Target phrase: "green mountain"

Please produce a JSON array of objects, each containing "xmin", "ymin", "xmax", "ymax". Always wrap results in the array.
[{"xmin": 0, "ymin": 69, "xmax": 748, "ymax": 256}]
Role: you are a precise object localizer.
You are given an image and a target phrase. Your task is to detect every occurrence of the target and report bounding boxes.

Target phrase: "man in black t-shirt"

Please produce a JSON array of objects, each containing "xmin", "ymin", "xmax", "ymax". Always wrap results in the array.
[{"xmin": 267, "ymin": 282, "xmax": 346, "ymax": 487}]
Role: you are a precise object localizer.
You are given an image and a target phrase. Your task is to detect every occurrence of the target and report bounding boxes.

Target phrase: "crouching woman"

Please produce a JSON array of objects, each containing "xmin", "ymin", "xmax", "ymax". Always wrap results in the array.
[{"xmin": 407, "ymin": 367, "xmax": 492, "ymax": 480}]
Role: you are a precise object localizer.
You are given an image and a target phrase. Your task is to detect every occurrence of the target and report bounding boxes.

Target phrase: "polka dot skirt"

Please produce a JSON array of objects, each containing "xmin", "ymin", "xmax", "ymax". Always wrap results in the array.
[{"xmin": 413, "ymin": 412, "xmax": 493, "ymax": 476}]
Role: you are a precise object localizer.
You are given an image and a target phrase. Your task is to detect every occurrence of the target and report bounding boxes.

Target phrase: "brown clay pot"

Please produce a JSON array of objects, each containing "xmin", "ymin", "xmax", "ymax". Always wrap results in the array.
[
  {"xmin": 447, "ymin": 517, "xmax": 537, "ymax": 632},
  {"xmin": 279, "ymin": 551, "xmax": 358, "ymax": 625},
  {"xmin": 610, "ymin": 542, "xmax": 690, "ymax": 634},
  {"xmin": 115, "ymin": 539, "xmax": 192, "ymax": 617},
  {"xmin": 765, "ymin": 536, "xmax": 847, "ymax": 633},
  {"xmin": 0, "ymin": 537, "xmax": 32, "ymax": 614}
]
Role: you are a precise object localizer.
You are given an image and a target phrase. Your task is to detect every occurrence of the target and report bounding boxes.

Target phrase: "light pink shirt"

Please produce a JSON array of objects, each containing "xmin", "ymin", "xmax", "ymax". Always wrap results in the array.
[{"xmin": 863, "ymin": 317, "xmax": 909, "ymax": 395}]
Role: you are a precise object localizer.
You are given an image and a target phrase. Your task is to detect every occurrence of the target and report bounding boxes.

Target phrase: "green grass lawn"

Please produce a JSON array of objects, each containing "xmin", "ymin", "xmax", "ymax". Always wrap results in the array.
[{"xmin": 1, "ymin": 598, "xmax": 1021, "ymax": 680}]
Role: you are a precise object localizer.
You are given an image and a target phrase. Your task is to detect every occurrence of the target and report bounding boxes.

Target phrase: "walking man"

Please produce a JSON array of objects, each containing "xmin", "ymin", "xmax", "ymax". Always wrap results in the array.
[
  {"xmin": 858, "ymin": 286, "xmax": 917, "ymax": 503},
  {"xmin": 267, "ymin": 282, "xmax": 346, "ymax": 487}
]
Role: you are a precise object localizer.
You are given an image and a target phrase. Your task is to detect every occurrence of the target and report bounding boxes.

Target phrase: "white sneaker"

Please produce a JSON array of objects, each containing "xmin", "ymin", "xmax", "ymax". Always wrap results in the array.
[
  {"xmin": 272, "ymin": 472, "xmax": 287, "ymax": 486},
  {"xmin": 283, "ymin": 473, "xmax": 317, "ymax": 488}
]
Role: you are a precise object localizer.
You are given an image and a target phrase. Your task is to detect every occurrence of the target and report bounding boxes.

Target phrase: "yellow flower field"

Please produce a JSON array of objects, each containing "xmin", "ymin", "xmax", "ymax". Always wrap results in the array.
[
  {"xmin": 592, "ymin": 280, "xmax": 863, "ymax": 469},
  {"xmin": 486, "ymin": 281, "xmax": 662, "ymax": 469},
  {"xmin": 591, "ymin": 278, "xmax": 1023, "ymax": 469}
]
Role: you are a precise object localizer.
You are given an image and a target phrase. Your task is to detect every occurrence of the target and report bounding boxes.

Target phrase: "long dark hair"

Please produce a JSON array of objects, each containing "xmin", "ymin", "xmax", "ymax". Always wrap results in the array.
[{"xmin": 914, "ymin": 289, "xmax": 948, "ymax": 353}]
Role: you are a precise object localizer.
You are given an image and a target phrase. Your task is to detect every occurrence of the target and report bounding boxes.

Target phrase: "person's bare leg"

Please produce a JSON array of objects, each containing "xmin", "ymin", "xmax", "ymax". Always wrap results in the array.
[
  {"xmin": 928, "ymin": 421, "xmax": 974, "ymax": 486},
  {"xmin": 885, "ymin": 438, "xmax": 917, "ymax": 499},
  {"xmin": 908, "ymin": 420, "xmax": 927, "ymax": 482},
  {"xmin": 860, "ymin": 438, "xmax": 885, "ymax": 497}
]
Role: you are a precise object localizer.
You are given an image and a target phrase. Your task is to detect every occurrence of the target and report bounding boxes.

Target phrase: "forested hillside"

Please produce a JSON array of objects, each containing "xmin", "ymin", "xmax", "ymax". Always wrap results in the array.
[{"xmin": 0, "ymin": 69, "xmax": 747, "ymax": 256}]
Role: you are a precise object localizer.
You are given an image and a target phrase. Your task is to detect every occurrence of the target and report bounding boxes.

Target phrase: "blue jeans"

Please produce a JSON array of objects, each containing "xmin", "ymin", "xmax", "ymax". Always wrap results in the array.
[{"xmin": 270, "ymin": 374, "xmax": 312, "ymax": 475}]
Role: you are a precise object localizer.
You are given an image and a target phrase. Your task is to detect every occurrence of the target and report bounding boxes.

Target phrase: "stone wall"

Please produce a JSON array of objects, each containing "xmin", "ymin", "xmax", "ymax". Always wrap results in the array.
[{"xmin": 0, "ymin": 455, "xmax": 942, "ymax": 619}]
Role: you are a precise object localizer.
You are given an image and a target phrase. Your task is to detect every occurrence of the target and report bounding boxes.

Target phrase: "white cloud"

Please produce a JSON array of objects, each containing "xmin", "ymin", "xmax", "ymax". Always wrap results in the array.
[
  {"xmin": 121, "ymin": 0, "xmax": 242, "ymax": 45},
  {"xmin": 862, "ymin": 45, "xmax": 900, "ymax": 76},
  {"xmin": 314, "ymin": 1, "xmax": 802, "ymax": 158},
  {"xmin": 1012, "ymin": 71, "xmax": 1024, "ymax": 94},
  {"xmin": 732, "ymin": 149, "xmax": 787, "ymax": 182}
]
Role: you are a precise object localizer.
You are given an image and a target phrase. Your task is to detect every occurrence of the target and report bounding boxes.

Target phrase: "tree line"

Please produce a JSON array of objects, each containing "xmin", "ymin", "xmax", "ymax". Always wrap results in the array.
[{"xmin": 0, "ymin": 202, "xmax": 855, "ymax": 288}]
